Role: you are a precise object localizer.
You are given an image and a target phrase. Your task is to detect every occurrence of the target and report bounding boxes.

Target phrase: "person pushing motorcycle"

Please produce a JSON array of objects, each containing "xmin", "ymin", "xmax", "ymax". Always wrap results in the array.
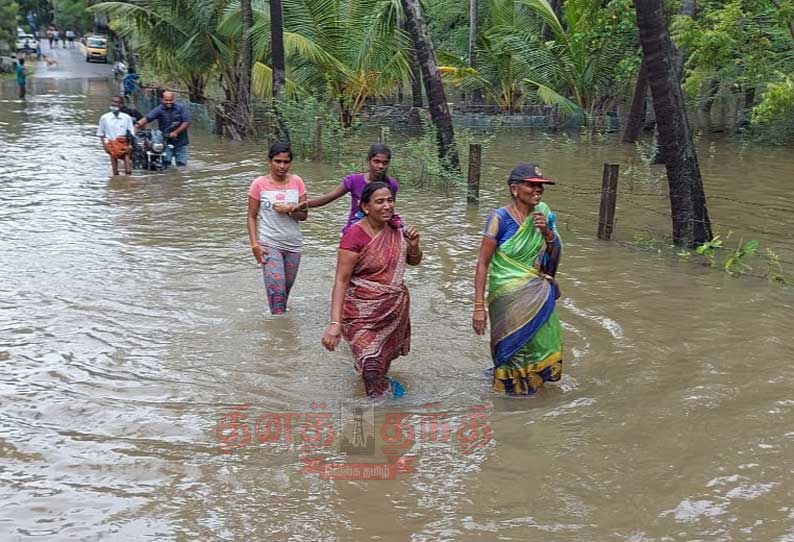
[{"xmin": 135, "ymin": 91, "xmax": 191, "ymax": 167}]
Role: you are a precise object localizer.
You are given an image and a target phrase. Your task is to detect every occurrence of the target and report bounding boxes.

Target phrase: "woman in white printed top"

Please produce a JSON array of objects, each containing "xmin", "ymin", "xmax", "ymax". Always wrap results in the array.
[{"xmin": 246, "ymin": 142, "xmax": 309, "ymax": 314}]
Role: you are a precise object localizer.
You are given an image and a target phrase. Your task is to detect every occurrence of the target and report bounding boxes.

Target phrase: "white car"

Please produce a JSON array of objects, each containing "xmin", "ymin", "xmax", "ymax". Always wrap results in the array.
[{"xmin": 16, "ymin": 34, "xmax": 39, "ymax": 53}]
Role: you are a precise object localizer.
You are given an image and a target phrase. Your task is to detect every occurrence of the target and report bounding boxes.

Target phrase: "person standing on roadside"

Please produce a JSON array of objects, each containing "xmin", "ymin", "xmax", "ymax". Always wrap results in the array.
[
  {"xmin": 15, "ymin": 59, "xmax": 26, "ymax": 99},
  {"xmin": 135, "ymin": 91, "xmax": 190, "ymax": 167}
]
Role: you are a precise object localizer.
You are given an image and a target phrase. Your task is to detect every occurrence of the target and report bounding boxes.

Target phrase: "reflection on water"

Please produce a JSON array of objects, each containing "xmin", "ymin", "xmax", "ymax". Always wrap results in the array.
[{"xmin": 1, "ymin": 79, "xmax": 793, "ymax": 541}]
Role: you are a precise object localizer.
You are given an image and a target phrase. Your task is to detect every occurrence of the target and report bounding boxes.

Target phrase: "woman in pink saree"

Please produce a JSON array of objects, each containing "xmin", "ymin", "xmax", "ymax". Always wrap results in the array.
[{"xmin": 321, "ymin": 182, "xmax": 422, "ymax": 397}]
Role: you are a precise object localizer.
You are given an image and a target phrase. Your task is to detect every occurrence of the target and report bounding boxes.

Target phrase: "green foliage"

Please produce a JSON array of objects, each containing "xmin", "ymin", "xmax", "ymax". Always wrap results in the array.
[
  {"xmin": 0, "ymin": 0, "xmax": 19, "ymax": 49},
  {"xmin": 425, "ymin": 0, "xmax": 470, "ymax": 60},
  {"xmin": 632, "ymin": 232, "xmax": 664, "ymax": 251},
  {"xmin": 279, "ymin": 97, "xmax": 348, "ymax": 162},
  {"xmin": 54, "ymin": 0, "xmax": 94, "ymax": 32},
  {"xmin": 695, "ymin": 234, "xmax": 722, "ymax": 265},
  {"xmin": 751, "ymin": 74, "xmax": 794, "ymax": 143},
  {"xmin": 389, "ymin": 115, "xmax": 464, "ymax": 190},
  {"xmin": 765, "ymin": 248, "xmax": 787, "ymax": 284},
  {"xmin": 17, "ymin": 0, "xmax": 49, "ymax": 24},
  {"xmin": 221, "ymin": 0, "xmax": 411, "ymax": 127},
  {"xmin": 389, "ymin": 114, "xmax": 492, "ymax": 191},
  {"xmin": 675, "ymin": 0, "xmax": 794, "ymax": 117},
  {"xmin": 95, "ymin": 0, "xmax": 233, "ymax": 101},
  {"xmin": 437, "ymin": 0, "xmax": 635, "ymax": 116},
  {"xmin": 724, "ymin": 238, "xmax": 759, "ymax": 275}
]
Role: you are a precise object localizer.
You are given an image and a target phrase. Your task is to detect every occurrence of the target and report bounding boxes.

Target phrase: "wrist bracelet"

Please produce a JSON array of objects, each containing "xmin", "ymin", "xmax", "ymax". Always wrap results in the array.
[
  {"xmin": 329, "ymin": 321, "xmax": 341, "ymax": 326},
  {"xmin": 251, "ymin": 245, "xmax": 261, "ymax": 249}
]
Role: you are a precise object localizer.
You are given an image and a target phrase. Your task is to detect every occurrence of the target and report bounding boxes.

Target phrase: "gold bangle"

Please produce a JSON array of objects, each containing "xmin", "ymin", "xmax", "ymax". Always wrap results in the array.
[{"xmin": 329, "ymin": 321, "xmax": 341, "ymax": 326}]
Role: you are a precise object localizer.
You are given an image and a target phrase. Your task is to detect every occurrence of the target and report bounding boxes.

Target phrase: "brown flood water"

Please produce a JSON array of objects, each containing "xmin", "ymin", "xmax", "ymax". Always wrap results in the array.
[{"xmin": 1, "ymin": 77, "xmax": 793, "ymax": 541}]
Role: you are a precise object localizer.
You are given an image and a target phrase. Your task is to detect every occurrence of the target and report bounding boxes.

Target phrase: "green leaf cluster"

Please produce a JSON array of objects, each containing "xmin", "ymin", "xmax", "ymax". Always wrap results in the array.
[{"xmin": 0, "ymin": 0, "xmax": 19, "ymax": 49}]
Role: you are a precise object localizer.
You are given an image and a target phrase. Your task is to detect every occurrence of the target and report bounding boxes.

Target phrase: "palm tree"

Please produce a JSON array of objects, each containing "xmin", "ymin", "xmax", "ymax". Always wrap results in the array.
[
  {"xmin": 438, "ymin": 0, "xmax": 624, "ymax": 117},
  {"xmin": 636, "ymin": 0, "xmax": 712, "ymax": 247},
  {"xmin": 95, "ymin": 0, "xmax": 234, "ymax": 103},
  {"xmin": 401, "ymin": 0, "xmax": 460, "ymax": 170},
  {"xmin": 222, "ymin": 0, "xmax": 412, "ymax": 127},
  {"xmin": 235, "ymin": 0, "xmax": 254, "ymax": 137}
]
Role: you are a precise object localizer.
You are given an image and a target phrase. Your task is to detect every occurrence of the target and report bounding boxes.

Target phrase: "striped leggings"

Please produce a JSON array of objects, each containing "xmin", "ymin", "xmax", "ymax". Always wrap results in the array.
[{"xmin": 260, "ymin": 246, "xmax": 302, "ymax": 315}]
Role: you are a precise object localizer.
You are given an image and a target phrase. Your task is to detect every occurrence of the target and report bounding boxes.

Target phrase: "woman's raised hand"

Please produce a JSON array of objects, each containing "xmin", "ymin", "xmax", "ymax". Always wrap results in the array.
[
  {"xmin": 321, "ymin": 323, "xmax": 342, "ymax": 351},
  {"xmin": 532, "ymin": 212, "xmax": 548, "ymax": 234}
]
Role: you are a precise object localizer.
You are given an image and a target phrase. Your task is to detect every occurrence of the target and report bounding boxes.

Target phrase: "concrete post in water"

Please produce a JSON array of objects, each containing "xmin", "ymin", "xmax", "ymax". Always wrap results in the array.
[
  {"xmin": 312, "ymin": 116, "xmax": 322, "ymax": 161},
  {"xmin": 467, "ymin": 143, "xmax": 482, "ymax": 204},
  {"xmin": 598, "ymin": 163, "xmax": 619, "ymax": 240}
]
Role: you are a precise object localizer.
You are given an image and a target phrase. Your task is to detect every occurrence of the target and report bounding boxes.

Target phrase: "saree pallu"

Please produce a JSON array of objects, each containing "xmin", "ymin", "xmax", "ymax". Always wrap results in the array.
[
  {"xmin": 106, "ymin": 136, "xmax": 130, "ymax": 159},
  {"xmin": 488, "ymin": 202, "xmax": 563, "ymax": 395},
  {"xmin": 343, "ymin": 225, "xmax": 410, "ymax": 396}
]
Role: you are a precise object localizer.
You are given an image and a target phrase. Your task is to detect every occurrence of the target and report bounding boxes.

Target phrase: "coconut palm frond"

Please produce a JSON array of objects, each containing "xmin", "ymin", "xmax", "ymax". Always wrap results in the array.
[{"xmin": 526, "ymin": 79, "xmax": 582, "ymax": 116}]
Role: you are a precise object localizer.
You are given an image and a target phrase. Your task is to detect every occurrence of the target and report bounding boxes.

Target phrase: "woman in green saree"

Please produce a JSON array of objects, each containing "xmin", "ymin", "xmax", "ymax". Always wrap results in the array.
[{"xmin": 472, "ymin": 163, "xmax": 563, "ymax": 395}]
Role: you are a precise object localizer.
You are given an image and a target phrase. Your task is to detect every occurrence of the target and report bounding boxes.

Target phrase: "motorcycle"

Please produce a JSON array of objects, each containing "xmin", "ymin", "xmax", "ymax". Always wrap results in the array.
[
  {"xmin": 130, "ymin": 128, "xmax": 166, "ymax": 171},
  {"xmin": 130, "ymin": 121, "xmax": 180, "ymax": 171}
]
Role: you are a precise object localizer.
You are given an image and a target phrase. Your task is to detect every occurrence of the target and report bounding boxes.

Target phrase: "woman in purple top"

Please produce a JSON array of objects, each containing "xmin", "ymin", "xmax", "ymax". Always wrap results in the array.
[{"xmin": 307, "ymin": 143, "xmax": 400, "ymax": 232}]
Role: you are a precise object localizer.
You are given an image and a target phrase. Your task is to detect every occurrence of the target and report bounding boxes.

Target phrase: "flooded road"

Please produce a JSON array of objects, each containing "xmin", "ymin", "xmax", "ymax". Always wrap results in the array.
[{"xmin": 1, "ymin": 70, "xmax": 793, "ymax": 542}]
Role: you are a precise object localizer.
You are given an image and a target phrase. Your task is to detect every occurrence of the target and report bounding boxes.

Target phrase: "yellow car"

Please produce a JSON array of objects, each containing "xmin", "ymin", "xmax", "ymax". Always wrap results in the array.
[{"xmin": 80, "ymin": 35, "xmax": 108, "ymax": 63}]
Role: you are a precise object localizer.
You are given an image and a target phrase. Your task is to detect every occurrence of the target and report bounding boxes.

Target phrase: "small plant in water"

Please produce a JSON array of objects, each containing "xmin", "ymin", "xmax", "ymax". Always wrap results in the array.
[
  {"xmin": 764, "ymin": 248, "xmax": 787, "ymax": 284},
  {"xmin": 724, "ymin": 239, "xmax": 759, "ymax": 276},
  {"xmin": 695, "ymin": 235, "xmax": 722, "ymax": 266},
  {"xmin": 632, "ymin": 232, "xmax": 663, "ymax": 251}
]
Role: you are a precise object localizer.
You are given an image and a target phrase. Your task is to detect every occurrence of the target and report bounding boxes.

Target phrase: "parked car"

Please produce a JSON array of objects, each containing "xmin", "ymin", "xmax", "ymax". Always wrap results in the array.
[
  {"xmin": 80, "ymin": 35, "xmax": 108, "ymax": 63},
  {"xmin": 16, "ymin": 33, "xmax": 39, "ymax": 54}
]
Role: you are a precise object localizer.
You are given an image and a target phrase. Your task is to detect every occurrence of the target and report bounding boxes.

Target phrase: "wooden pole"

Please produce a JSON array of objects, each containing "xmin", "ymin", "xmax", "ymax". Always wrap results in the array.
[
  {"xmin": 597, "ymin": 163, "xmax": 619, "ymax": 240},
  {"xmin": 467, "ymin": 143, "xmax": 482, "ymax": 204},
  {"xmin": 379, "ymin": 126, "xmax": 390, "ymax": 144},
  {"xmin": 312, "ymin": 116, "xmax": 322, "ymax": 161}
]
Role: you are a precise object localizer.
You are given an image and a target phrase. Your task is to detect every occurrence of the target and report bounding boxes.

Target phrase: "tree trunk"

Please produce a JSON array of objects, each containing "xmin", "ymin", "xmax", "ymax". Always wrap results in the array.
[
  {"xmin": 234, "ymin": 0, "xmax": 254, "ymax": 137},
  {"xmin": 468, "ymin": 0, "xmax": 483, "ymax": 104},
  {"xmin": 401, "ymin": 0, "xmax": 460, "ymax": 170},
  {"xmin": 270, "ymin": 0, "xmax": 290, "ymax": 142},
  {"xmin": 653, "ymin": 0, "xmax": 696, "ymax": 160},
  {"xmin": 635, "ymin": 0, "xmax": 712, "ymax": 247},
  {"xmin": 410, "ymin": 63, "xmax": 423, "ymax": 108},
  {"xmin": 622, "ymin": 57, "xmax": 648, "ymax": 143},
  {"xmin": 401, "ymin": 19, "xmax": 423, "ymax": 108}
]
